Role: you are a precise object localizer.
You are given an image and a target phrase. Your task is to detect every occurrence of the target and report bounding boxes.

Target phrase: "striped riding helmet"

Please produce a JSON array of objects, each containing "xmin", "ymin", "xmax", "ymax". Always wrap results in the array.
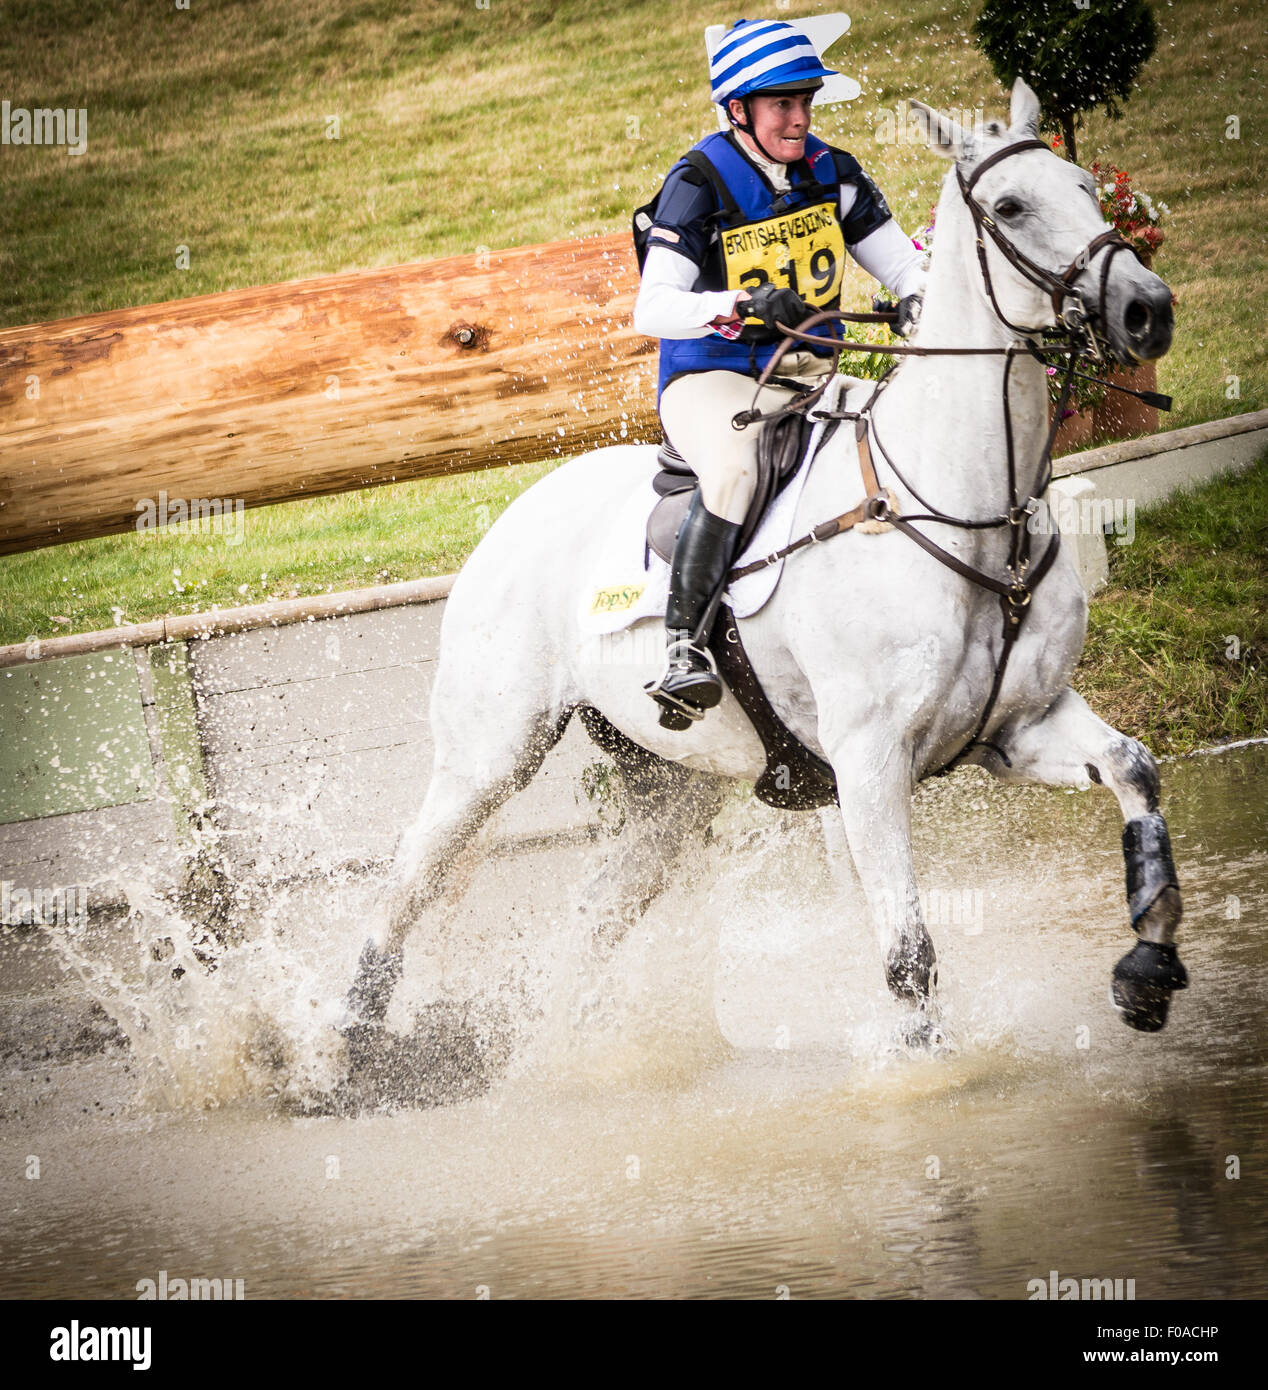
[{"xmin": 709, "ymin": 18, "xmax": 840, "ymax": 107}]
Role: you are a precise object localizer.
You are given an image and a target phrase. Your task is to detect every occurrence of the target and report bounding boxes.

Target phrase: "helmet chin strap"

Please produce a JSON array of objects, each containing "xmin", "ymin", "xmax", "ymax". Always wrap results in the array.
[{"xmin": 730, "ymin": 96, "xmax": 787, "ymax": 165}]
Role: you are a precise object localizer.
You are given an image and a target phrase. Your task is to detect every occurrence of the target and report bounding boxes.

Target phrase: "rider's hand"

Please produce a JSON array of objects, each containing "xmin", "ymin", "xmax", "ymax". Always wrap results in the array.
[
  {"xmin": 738, "ymin": 283, "xmax": 812, "ymax": 331},
  {"xmin": 895, "ymin": 291, "xmax": 924, "ymax": 339}
]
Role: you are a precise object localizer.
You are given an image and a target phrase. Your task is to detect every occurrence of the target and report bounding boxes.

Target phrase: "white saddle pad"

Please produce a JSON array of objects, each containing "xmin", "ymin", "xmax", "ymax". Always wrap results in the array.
[{"xmin": 579, "ymin": 375, "xmax": 857, "ymax": 635}]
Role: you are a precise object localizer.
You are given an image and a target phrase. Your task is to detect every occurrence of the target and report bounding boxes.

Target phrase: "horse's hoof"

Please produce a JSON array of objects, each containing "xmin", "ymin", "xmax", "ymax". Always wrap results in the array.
[
  {"xmin": 341, "ymin": 1020, "xmax": 392, "ymax": 1078},
  {"xmin": 895, "ymin": 1008, "xmax": 948, "ymax": 1054},
  {"xmin": 1109, "ymin": 980, "xmax": 1172, "ymax": 1032},
  {"xmin": 344, "ymin": 939, "xmax": 404, "ymax": 1028},
  {"xmin": 1110, "ymin": 939, "xmax": 1187, "ymax": 1032},
  {"xmin": 336, "ymin": 1001, "xmax": 511, "ymax": 1112},
  {"xmin": 333, "ymin": 1022, "xmax": 448, "ymax": 1113}
]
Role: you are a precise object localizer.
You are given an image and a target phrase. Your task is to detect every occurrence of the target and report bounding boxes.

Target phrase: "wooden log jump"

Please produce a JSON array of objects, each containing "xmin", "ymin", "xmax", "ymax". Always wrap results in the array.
[{"xmin": 0, "ymin": 233, "xmax": 657, "ymax": 555}]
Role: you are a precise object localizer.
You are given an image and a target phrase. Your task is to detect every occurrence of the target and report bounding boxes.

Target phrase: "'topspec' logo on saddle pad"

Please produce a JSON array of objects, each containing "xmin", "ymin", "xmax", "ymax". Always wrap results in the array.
[{"xmin": 590, "ymin": 584, "xmax": 646, "ymax": 614}]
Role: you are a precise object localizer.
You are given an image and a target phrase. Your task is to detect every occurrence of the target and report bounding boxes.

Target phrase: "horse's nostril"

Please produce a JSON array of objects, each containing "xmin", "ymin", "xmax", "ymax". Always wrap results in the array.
[{"xmin": 1125, "ymin": 300, "xmax": 1152, "ymax": 338}]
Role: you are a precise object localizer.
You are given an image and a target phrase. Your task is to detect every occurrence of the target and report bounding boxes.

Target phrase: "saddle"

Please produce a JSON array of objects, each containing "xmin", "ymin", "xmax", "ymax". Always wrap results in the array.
[{"xmin": 645, "ymin": 405, "xmax": 813, "ymax": 568}]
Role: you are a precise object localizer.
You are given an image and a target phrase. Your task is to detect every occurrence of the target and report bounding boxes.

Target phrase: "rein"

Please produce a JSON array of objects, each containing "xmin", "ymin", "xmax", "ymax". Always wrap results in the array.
[{"xmin": 727, "ymin": 138, "xmax": 1163, "ymax": 774}]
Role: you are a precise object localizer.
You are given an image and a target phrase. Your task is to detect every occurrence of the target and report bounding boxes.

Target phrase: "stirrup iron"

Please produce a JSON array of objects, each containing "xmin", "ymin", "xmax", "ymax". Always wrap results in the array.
[{"xmin": 644, "ymin": 633, "xmax": 719, "ymax": 729}]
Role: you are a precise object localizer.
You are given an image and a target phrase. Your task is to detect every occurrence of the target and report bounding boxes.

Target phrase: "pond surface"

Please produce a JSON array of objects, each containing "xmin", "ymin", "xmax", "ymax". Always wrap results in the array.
[{"xmin": 2, "ymin": 744, "xmax": 1265, "ymax": 1299}]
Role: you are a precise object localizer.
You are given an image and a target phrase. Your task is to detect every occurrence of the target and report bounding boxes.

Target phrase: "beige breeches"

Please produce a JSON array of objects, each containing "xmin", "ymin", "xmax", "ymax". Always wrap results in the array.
[{"xmin": 658, "ymin": 355, "xmax": 835, "ymax": 524}]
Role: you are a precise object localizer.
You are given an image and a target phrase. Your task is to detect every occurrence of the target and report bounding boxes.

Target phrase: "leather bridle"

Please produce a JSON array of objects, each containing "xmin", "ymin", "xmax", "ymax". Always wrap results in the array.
[
  {"xmin": 731, "ymin": 136, "xmax": 1154, "ymax": 775},
  {"xmin": 957, "ymin": 137, "xmax": 1138, "ymax": 345}
]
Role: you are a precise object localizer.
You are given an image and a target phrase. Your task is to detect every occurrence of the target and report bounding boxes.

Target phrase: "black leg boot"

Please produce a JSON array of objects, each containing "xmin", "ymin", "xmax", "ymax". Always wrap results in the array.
[{"xmin": 644, "ymin": 491, "xmax": 743, "ymax": 729}]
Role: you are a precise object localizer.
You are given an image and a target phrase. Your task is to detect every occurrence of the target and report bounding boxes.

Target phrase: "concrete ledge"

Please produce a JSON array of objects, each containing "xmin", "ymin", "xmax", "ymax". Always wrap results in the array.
[
  {"xmin": 0, "ymin": 574, "xmax": 456, "ymax": 670},
  {"xmin": 1054, "ymin": 408, "xmax": 1268, "ymax": 498},
  {"xmin": 1, "ymin": 598, "xmax": 610, "ymax": 894},
  {"xmin": 1048, "ymin": 409, "xmax": 1266, "ymax": 593},
  {"xmin": 0, "ymin": 798, "xmax": 187, "ymax": 901},
  {"xmin": 1047, "ymin": 475, "xmax": 1109, "ymax": 593}
]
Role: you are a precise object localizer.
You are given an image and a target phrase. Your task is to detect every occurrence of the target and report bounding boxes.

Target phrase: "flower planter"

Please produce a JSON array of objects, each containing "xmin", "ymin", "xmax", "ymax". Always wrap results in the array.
[
  {"xmin": 1092, "ymin": 359, "xmax": 1159, "ymax": 440},
  {"xmin": 1051, "ymin": 360, "xmax": 1159, "ymax": 455},
  {"xmin": 1052, "ymin": 402, "xmax": 1097, "ymax": 455}
]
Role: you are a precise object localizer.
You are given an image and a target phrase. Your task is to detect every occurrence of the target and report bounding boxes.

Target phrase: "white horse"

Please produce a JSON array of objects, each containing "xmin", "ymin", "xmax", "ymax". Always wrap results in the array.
[{"xmin": 341, "ymin": 80, "xmax": 1185, "ymax": 1095}]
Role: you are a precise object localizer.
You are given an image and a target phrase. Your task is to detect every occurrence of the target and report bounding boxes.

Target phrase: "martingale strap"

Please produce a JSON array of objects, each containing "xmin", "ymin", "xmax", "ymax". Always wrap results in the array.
[
  {"xmin": 728, "ymin": 419, "xmax": 891, "ymax": 581},
  {"xmin": 725, "ymin": 379, "xmax": 1066, "ymax": 778}
]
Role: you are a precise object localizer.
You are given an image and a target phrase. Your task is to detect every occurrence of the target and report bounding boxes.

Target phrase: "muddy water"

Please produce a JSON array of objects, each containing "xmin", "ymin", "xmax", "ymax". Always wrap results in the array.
[{"xmin": 2, "ymin": 745, "xmax": 1265, "ymax": 1300}]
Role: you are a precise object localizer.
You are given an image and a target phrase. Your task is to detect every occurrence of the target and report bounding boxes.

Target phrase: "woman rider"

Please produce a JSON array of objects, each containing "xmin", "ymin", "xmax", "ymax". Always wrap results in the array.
[{"xmin": 634, "ymin": 18, "xmax": 927, "ymax": 729}]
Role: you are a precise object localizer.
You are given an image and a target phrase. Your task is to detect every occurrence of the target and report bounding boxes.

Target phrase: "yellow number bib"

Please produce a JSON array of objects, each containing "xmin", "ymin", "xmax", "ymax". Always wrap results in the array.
[{"xmin": 720, "ymin": 201, "xmax": 846, "ymax": 310}]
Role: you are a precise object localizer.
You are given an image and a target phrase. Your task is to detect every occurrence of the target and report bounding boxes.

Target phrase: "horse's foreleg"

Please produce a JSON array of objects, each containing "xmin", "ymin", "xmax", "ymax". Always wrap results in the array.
[
  {"xmin": 829, "ymin": 736, "xmax": 939, "ymax": 1045},
  {"xmin": 990, "ymin": 686, "xmax": 1186, "ymax": 1031}
]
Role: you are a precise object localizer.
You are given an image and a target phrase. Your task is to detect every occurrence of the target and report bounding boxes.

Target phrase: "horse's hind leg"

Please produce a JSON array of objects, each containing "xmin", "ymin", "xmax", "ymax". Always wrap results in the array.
[
  {"xmin": 344, "ymin": 700, "xmax": 572, "ymax": 1029},
  {"xmin": 574, "ymin": 706, "xmax": 728, "ymax": 953},
  {"xmin": 989, "ymin": 686, "xmax": 1186, "ymax": 1031}
]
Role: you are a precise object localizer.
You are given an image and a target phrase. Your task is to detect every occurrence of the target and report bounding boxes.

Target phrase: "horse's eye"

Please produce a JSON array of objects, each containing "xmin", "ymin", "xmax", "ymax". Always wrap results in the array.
[{"xmin": 994, "ymin": 198, "xmax": 1023, "ymax": 220}]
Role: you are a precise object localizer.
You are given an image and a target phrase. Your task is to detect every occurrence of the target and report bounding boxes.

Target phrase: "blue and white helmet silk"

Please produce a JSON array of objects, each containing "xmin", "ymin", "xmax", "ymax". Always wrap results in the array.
[{"xmin": 709, "ymin": 18, "xmax": 841, "ymax": 107}]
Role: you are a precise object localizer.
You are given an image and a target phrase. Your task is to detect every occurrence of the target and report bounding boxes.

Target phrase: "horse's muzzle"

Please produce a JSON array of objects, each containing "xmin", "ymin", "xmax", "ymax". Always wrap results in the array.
[{"xmin": 1107, "ymin": 270, "xmax": 1174, "ymax": 363}]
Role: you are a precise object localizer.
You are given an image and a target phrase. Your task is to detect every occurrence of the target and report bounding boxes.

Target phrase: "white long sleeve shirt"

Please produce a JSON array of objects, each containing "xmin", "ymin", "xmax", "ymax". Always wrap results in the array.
[{"xmin": 633, "ymin": 142, "xmax": 927, "ymax": 341}]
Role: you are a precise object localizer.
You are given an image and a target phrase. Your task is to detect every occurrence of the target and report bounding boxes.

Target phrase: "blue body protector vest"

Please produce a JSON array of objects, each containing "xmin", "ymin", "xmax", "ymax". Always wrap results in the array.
[{"xmin": 642, "ymin": 129, "xmax": 851, "ymax": 402}]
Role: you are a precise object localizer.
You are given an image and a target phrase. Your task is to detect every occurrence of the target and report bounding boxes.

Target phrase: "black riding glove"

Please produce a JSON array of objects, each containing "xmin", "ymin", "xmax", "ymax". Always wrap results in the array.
[
  {"xmin": 895, "ymin": 291, "xmax": 924, "ymax": 339},
  {"xmin": 739, "ymin": 283, "xmax": 812, "ymax": 332}
]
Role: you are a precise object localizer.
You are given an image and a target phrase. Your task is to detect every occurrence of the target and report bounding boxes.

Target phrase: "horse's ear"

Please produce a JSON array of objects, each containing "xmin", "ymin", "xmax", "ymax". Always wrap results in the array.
[
  {"xmin": 1009, "ymin": 78, "xmax": 1041, "ymax": 137},
  {"xmin": 908, "ymin": 99, "xmax": 972, "ymax": 161}
]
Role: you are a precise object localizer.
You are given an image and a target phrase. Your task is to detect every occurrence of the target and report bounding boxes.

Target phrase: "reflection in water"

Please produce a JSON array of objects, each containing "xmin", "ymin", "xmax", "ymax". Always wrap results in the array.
[{"xmin": 1, "ymin": 745, "xmax": 1265, "ymax": 1299}]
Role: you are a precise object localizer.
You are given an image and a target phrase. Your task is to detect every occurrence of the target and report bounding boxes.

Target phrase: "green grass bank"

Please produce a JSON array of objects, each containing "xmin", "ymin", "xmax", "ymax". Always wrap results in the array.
[
  {"xmin": 1078, "ymin": 451, "xmax": 1266, "ymax": 756},
  {"xmin": 1, "ymin": 0, "xmax": 1263, "ymax": 752}
]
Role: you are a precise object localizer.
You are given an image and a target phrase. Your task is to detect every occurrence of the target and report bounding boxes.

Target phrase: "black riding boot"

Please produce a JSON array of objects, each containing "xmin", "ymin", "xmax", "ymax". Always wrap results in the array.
[{"xmin": 644, "ymin": 490, "xmax": 743, "ymax": 730}]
